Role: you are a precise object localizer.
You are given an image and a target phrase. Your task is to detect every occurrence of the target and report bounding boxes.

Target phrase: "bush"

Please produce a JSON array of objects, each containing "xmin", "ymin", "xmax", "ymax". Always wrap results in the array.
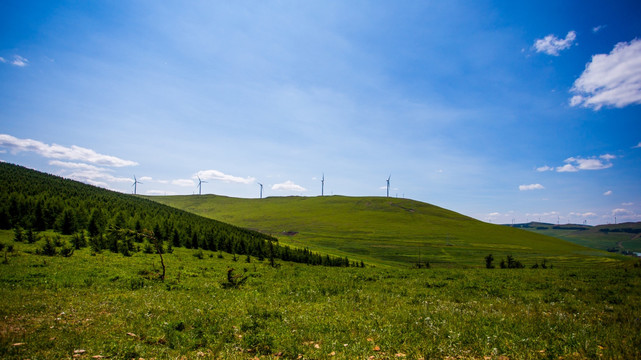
[
  {"xmin": 59, "ymin": 242, "xmax": 74, "ymax": 257},
  {"xmin": 38, "ymin": 236, "xmax": 57, "ymax": 256}
]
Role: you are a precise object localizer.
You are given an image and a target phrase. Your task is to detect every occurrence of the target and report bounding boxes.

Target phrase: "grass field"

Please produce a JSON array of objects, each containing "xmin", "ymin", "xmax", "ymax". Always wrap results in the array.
[
  {"xmin": 1, "ymin": 230, "xmax": 640, "ymax": 359},
  {"xmin": 520, "ymin": 223, "xmax": 641, "ymax": 253},
  {"xmin": 148, "ymin": 195, "xmax": 624, "ymax": 268}
]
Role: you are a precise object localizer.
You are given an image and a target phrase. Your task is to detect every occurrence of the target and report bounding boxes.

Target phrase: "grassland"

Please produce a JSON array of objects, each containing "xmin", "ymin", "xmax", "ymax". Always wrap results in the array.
[
  {"xmin": 519, "ymin": 222, "xmax": 641, "ymax": 253},
  {"xmin": 148, "ymin": 195, "xmax": 623, "ymax": 268},
  {"xmin": 1, "ymin": 230, "xmax": 640, "ymax": 359}
]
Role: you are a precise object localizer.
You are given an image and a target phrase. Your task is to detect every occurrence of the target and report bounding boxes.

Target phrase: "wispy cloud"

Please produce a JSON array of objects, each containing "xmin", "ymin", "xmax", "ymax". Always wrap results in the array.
[
  {"xmin": 0, "ymin": 55, "xmax": 28, "ymax": 67},
  {"xmin": 603, "ymin": 190, "xmax": 612, "ymax": 196},
  {"xmin": 536, "ymin": 165, "xmax": 554, "ymax": 172},
  {"xmin": 534, "ymin": 31, "xmax": 576, "ymax": 56},
  {"xmin": 0, "ymin": 134, "xmax": 138, "ymax": 167},
  {"xmin": 633, "ymin": 142, "xmax": 641, "ymax": 149},
  {"xmin": 272, "ymin": 180, "xmax": 306, "ymax": 192},
  {"xmin": 49, "ymin": 160, "xmax": 106, "ymax": 171},
  {"xmin": 570, "ymin": 39, "xmax": 641, "ymax": 109},
  {"xmin": 556, "ymin": 154, "xmax": 615, "ymax": 172},
  {"xmin": 196, "ymin": 169, "xmax": 255, "ymax": 184},
  {"xmin": 592, "ymin": 25, "xmax": 606, "ymax": 33},
  {"xmin": 11, "ymin": 55, "xmax": 28, "ymax": 67},
  {"xmin": 519, "ymin": 183, "xmax": 544, "ymax": 191},
  {"xmin": 570, "ymin": 211, "xmax": 597, "ymax": 217},
  {"xmin": 172, "ymin": 179, "xmax": 195, "ymax": 187}
]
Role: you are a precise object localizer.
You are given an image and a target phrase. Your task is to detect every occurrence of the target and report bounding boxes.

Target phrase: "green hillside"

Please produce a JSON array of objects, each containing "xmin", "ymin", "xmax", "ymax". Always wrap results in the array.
[
  {"xmin": 517, "ymin": 222, "xmax": 641, "ymax": 253},
  {"xmin": 148, "ymin": 195, "xmax": 622, "ymax": 268},
  {"xmin": 0, "ymin": 162, "xmax": 349, "ymax": 266}
]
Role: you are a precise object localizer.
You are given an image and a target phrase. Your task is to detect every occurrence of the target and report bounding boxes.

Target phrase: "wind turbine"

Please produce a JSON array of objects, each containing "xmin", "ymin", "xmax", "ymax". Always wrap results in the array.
[
  {"xmin": 321, "ymin": 173, "xmax": 325, "ymax": 197},
  {"xmin": 132, "ymin": 175, "xmax": 142, "ymax": 195},
  {"xmin": 258, "ymin": 182, "xmax": 263, "ymax": 199},
  {"xmin": 197, "ymin": 176, "xmax": 207, "ymax": 195},
  {"xmin": 386, "ymin": 174, "xmax": 391, "ymax": 198}
]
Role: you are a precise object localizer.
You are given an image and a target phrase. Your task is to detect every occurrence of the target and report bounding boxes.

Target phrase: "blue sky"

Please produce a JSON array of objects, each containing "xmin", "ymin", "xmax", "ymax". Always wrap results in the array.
[{"xmin": 1, "ymin": 1, "xmax": 640, "ymax": 225}]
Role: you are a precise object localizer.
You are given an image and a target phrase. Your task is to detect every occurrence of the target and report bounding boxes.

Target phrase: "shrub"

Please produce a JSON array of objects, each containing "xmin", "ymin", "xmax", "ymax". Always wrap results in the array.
[
  {"xmin": 221, "ymin": 268, "xmax": 247, "ymax": 289},
  {"xmin": 59, "ymin": 242, "xmax": 74, "ymax": 257},
  {"xmin": 38, "ymin": 236, "xmax": 57, "ymax": 256}
]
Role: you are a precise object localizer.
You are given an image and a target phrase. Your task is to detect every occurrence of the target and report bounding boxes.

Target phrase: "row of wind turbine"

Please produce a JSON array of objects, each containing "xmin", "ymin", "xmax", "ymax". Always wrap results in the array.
[{"xmin": 132, "ymin": 173, "xmax": 393, "ymax": 198}]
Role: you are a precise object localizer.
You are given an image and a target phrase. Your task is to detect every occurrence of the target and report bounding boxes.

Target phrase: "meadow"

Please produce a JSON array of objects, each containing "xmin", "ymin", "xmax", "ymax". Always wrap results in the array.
[
  {"xmin": 149, "ymin": 195, "xmax": 624, "ymax": 268},
  {"xmin": 1, "ymin": 230, "xmax": 640, "ymax": 360}
]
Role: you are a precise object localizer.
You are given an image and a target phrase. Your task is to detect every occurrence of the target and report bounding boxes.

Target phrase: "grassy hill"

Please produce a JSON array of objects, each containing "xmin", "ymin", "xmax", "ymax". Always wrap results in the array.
[
  {"xmin": 515, "ymin": 222, "xmax": 641, "ymax": 253},
  {"xmin": 148, "ymin": 195, "xmax": 623, "ymax": 268},
  {"xmin": 0, "ymin": 162, "xmax": 348, "ymax": 267}
]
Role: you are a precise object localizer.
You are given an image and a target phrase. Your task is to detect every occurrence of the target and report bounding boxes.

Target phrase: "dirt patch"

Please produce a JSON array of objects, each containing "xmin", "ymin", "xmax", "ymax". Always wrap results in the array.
[{"xmin": 281, "ymin": 231, "xmax": 298, "ymax": 236}]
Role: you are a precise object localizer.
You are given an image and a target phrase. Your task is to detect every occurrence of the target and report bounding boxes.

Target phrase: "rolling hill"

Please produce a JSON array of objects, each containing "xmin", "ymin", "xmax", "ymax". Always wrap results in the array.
[{"xmin": 148, "ymin": 194, "xmax": 624, "ymax": 267}]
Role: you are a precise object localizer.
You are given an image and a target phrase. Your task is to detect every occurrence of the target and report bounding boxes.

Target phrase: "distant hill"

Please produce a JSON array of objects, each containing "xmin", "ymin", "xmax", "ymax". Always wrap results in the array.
[
  {"xmin": 514, "ymin": 221, "xmax": 641, "ymax": 254},
  {"xmin": 148, "ymin": 194, "xmax": 624, "ymax": 268},
  {"xmin": 0, "ymin": 162, "xmax": 349, "ymax": 266}
]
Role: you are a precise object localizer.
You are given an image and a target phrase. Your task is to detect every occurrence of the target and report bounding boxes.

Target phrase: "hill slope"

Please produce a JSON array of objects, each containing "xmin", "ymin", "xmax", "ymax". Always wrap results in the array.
[
  {"xmin": 0, "ymin": 162, "xmax": 349, "ymax": 266},
  {"xmin": 148, "ymin": 195, "xmax": 622, "ymax": 267}
]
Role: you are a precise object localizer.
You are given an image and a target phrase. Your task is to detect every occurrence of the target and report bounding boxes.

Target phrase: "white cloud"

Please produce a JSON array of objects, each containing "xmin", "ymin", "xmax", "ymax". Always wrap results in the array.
[
  {"xmin": 172, "ymin": 179, "xmax": 195, "ymax": 187},
  {"xmin": 64, "ymin": 169, "xmax": 131, "ymax": 185},
  {"xmin": 49, "ymin": 160, "xmax": 106, "ymax": 171},
  {"xmin": 556, "ymin": 164, "xmax": 578, "ymax": 172},
  {"xmin": 633, "ymin": 142, "xmax": 641, "ymax": 149},
  {"xmin": 534, "ymin": 31, "xmax": 576, "ymax": 56},
  {"xmin": 536, "ymin": 165, "xmax": 553, "ymax": 172},
  {"xmin": 0, "ymin": 134, "xmax": 138, "ymax": 167},
  {"xmin": 139, "ymin": 176, "xmax": 153, "ymax": 182},
  {"xmin": 272, "ymin": 180, "xmax": 306, "ymax": 192},
  {"xmin": 196, "ymin": 169, "xmax": 255, "ymax": 184},
  {"xmin": 622, "ymin": 202, "xmax": 633, "ymax": 206},
  {"xmin": 519, "ymin": 183, "xmax": 544, "ymax": 191},
  {"xmin": 592, "ymin": 25, "xmax": 606, "ymax": 33},
  {"xmin": 570, "ymin": 39, "xmax": 641, "ymax": 109},
  {"xmin": 556, "ymin": 155, "xmax": 614, "ymax": 172},
  {"xmin": 569, "ymin": 211, "xmax": 597, "ymax": 218},
  {"xmin": 8, "ymin": 55, "xmax": 28, "ymax": 67},
  {"xmin": 612, "ymin": 208, "xmax": 631, "ymax": 215},
  {"xmin": 0, "ymin": 57, "xmax": 5, "ymax": 63},
  {"xmin": 603, "ymin": 190, "xmax": 613, "ymax": 196}
]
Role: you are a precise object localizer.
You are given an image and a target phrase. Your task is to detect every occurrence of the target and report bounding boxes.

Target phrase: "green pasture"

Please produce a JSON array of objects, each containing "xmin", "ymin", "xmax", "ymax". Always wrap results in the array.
[
  {"xmin": 1, "ymin": 231, "xmax": 640, "ymax": 359},
  {"xmin": 149, "ymin": 195, "xmax": 624, "ymax": 268},
  {"xmin": 523, "ymin": 223, "xmax": 641, "ymax": 253}
]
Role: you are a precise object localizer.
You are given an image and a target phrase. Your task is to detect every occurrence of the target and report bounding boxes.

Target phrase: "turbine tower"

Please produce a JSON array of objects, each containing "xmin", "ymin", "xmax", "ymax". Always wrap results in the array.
[
  {"xmin": 321, "ymin": 173, "xmax": 325, "ymax": 197},
  {"xmin": 258, "ymin": 182, "xmax": 263, "ymax": 199},
  {"xmin": 132, "ymin": 175, "xmax": 142, "ymax": 195},
  {"xmin": 197, "ymin": 176, "xmax": 208, "ymax": 195},
  {"xmin": 386, "ymin": 174, "xmax": 391, "ymax": 198}
]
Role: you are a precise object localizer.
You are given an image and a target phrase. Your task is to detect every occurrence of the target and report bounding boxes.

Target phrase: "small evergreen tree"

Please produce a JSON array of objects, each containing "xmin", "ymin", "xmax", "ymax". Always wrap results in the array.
[
  {"xmin": 13, "ymin": 226, "xmax": 23, "ymax": 242},
  {"xmin": 485, "ymin": 254, "xmax": 495, "ymax": 269},
  {"xmin": 26, "ymin": 228, "xmax": 37, "ymax": 244}
]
